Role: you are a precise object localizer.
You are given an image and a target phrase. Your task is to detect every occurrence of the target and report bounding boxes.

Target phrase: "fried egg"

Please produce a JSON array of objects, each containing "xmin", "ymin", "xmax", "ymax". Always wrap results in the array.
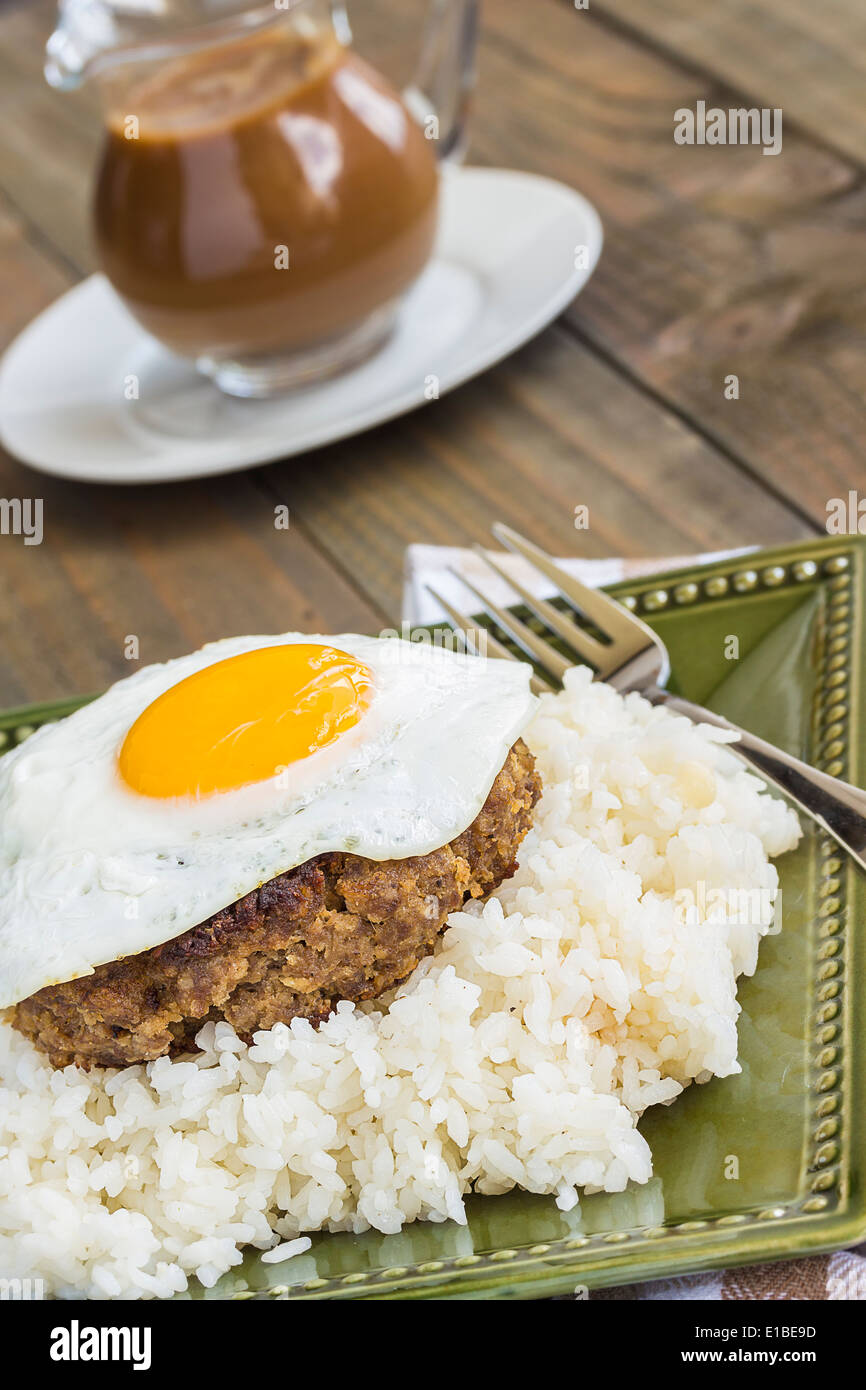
[{"xmin": 0, "ymin": 633, "xmax": 536, "ymax": 1008}]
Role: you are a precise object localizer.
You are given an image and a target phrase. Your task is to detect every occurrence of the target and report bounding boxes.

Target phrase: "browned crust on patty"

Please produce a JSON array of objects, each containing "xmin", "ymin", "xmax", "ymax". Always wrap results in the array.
[{"xmin": 11, "ymin": 741, "xmax": 541, "ymax": 1070}]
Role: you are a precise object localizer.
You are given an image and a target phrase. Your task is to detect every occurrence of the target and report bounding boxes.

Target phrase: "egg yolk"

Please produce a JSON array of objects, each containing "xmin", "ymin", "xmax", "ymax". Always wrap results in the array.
[{"xmin": 118, "ymin": 644, "xmax": 374, "ymax": 798}]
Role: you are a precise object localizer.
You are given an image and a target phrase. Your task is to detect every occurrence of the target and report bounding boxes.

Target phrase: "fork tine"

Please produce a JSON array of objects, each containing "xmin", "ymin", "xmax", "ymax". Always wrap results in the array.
[
  {"xmin": 471, "ymin": 544, "xmax": 609, "ymax": 668},
  {"xmin": 446, "ymin": 567, "xmax": 572, "ymax": 684},
  {"xmin": 425, "ymin": 586, "xmax": 554, "ymax": 694},
  {"xmin": 491, "ymin": 522, "xmax": 654, "ymax": 655}
]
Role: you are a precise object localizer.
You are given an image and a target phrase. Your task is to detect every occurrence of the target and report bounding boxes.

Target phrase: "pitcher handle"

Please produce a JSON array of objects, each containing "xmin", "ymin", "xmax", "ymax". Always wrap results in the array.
[
  {"xmin": 406, "ymin": 0, "xmax": 478, "ymax": 163},
  {"xmin": 332, "ymin": 1, "xmax": 479, "ymax": 164}
]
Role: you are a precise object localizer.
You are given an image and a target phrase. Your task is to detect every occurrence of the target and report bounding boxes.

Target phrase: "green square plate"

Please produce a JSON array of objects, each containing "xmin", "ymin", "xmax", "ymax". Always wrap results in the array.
[{"xmin": 2, "ymin": 535, "xmax": 863, "ymax": 1300}]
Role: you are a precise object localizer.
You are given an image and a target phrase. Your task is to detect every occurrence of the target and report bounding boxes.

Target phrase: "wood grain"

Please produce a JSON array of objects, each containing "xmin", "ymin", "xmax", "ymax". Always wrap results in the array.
[
  {"xmin": 466, "ymin": 0, "xmax": 866, "ymax": 526},
  {"xmin": 0, "ymin": 0, "xmax": 841, "ymax": 707},
  {"xmin": 0, "ymin": 449, "xmax": 393, "ymax": 706},
  {"xmin": 0, "ymin": 1, "xmax": 98, "ymax": 272},
  {"xmin": 260, "ymin": 326, "xmax": 813, "ymax": 619},
  {"xmin": 2, "ymin": 0, "xmax": 861, "ymax": 531},
  {"xmin": 0, "ymin": 197, "xmax": 388, "ymax": 705},
  {"xmin": 596, "ymin": 0, "xmax": 866, "ymax": 166}
]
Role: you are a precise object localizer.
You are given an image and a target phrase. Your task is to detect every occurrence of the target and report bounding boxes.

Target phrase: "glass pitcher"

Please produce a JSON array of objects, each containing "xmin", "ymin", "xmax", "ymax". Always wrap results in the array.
[{"xmin": 45, "ymin": 0, "xmax": 478, "ymax": 397}]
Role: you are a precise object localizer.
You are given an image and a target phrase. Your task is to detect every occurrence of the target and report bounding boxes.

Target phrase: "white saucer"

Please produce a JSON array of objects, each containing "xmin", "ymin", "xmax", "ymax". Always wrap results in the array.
[{"xmin": 0, "ymin": 168, "xmax": 602, "ymax": 485}]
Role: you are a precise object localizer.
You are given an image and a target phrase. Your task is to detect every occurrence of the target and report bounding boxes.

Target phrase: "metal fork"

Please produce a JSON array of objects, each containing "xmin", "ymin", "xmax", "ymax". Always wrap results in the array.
[{"xmin": 429, "ymin": 522, "xmax": 866, "ymax": 873}]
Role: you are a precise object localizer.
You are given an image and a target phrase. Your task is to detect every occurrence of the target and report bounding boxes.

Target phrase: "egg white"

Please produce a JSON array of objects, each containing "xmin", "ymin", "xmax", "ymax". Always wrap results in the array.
[{"xmin": 0, "ymin": 632, "xmax": 536, "ymax": 1007}]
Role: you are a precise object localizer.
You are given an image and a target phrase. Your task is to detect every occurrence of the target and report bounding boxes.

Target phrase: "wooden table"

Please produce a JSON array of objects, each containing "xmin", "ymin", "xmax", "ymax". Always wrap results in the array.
[{"xmin": 0, "ymin": 0, "xmax": 863, "ymax": 708}]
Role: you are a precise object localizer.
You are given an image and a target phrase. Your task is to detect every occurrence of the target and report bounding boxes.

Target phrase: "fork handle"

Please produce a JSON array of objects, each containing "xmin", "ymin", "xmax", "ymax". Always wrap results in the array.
[{"xmin": 645, "ymin": 686, "xmax": 866, "ymax": 874}]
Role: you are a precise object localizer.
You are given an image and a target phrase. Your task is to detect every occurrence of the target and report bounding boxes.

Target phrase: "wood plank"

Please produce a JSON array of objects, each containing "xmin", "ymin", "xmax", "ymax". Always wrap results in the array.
[
  {"xmin": 0, "ymin": 178, "xmax": 812, "ymax": 700},
  {"xmin": 0, "ymin": 453, "xmax": 390, "ymax": 706},
  {"xmin": 0, "ymin": 194, "xmax": 69, "ymax": 345},
  {"xmin": 595, "ymin": 0, "xmax": 866, "ymax": 167},
  {"xmin": 464, "ymin": 0, "xmax": 866, "ymax": 526},
  {"xmin": 0, "ymin": 202, "xmax": 387, "ymax": 707},
  {"xmin": 0, "ymin": 0, "xmax": 831, "ymax": 703},
  {"xmin": 0, "ymin": 2, "xmax": 98, "ymax": 273},
  {"xmin": 260, "ymin": 324, "xmax": 814, "ymax": 620},
  {"xmin": 1, "ymin": 0, "xmax": 860, "ymax": 529}
]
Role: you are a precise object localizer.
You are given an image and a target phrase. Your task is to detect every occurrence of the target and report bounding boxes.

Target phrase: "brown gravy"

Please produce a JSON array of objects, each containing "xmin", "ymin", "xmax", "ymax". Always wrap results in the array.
[{"xmin": 94, "ymin": 30, "xmax": 439, "ymax": 361}]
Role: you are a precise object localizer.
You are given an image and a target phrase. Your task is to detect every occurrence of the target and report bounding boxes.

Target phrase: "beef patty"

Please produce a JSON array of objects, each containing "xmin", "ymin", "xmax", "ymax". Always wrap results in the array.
[{"xmin": 12, "ymin": 740, "xmax": 541, "ymax": 1070}]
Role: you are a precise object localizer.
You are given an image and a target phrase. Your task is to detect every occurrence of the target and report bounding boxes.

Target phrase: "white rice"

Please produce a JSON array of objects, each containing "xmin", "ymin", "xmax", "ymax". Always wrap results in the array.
[{"xmin": 0, "ymin": 668, "xmax": 801, "ymax": 1298}]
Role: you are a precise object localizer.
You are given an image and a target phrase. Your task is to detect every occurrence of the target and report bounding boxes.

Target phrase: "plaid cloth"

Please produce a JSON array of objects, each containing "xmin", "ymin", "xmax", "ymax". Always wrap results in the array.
[
  {"xmin": 406, "ymin": 543, "xmax": 864, "ymax": 1302},
  {"xmin": 592, "ymin": 1248, "xmax": 866, "ymax": 1300}
]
